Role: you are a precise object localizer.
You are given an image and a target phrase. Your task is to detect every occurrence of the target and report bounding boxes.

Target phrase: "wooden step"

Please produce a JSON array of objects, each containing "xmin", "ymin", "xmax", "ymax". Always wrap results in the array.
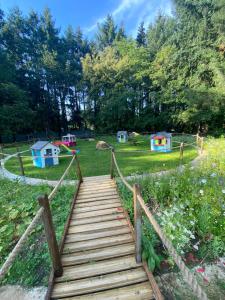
[
  {"xmin": 70, "ymin": 212, "xmax": 125, "ymax": 224},
  {"xmin": 51, "ymin": 268, "xmax": 147, "ymax": 298},
  {"xmin": 68, "ymin": 219, "xmax": 128, "ymax": 234},
  {"xmin": 55, "ymin": 255, "xmax": 140, "ymax": 283},
  {"xmin": 77, "ymin": 191, "xmax": 118, "ymax": 200},
  {"xmin": 76, "ymin": 194, "xmax": 120, "ymax": 203},
  {"xmin": 83, "ymin": 176, "xmax": 111, "ymax": 182},
  {"xmin": 75, "ymin": 199, "xmax": 120, "ymax": 208},
  {"xmin": 78, "ymin": 188, "xmax": 116, "ymax": 195},
  {"xmin": 61, "ymin": 243, "xmax": 135, "ymax": 266},
  {"xmin": 66, "ymin": 227, "xmax": 131, "ymax": 243},
  {"xmin": 57, "ymin": 282, "xmax": 153, "ymax": 300},
  {"xmin": 76, "ymin": 195, "xmax": 120, "ymax": 204},
  {"xmin": 63, "ymin": 233, "xmax": 133, "ymax": 253},
  {"xmin": 74, "ymin": 203, "xmax": 122, "ymax": 213},
  {"xmin": 79, "ymin": 183, "xmax": 116, "ymax": 190},
  {"xmin": 73, "ymin": 207, "xmax": 124, "ymax": 219}
]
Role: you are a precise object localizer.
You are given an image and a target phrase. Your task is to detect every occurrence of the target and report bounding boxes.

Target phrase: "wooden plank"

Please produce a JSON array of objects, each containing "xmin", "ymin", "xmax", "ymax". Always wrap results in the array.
[
  {"xmin": 74, "ymin": 203, "xmax": 122, "ymax": 213},
  {"xmin": 55, "ymin": 255, "xmax": 140, "ymax": 283},
  {"xmin": 77, "ymin": 191, "xmax": 118, "ymax": 200},
  {"xmin": 70, "ymin": 212, "xmax": 124, "ymax": 224},
  {"xmin": 76, "ymin": 194, "xmax": 120, "ymax": 203},
  {"xmin": 79, "ymin": 184, "xmax": 116, "ymax": 190},
  {"xmin": 63, "ymin": 233, "xmax": 133, "ymax": 253},
  {"xmin": 66, "ymin": 227, "xmax": 131, "ymax": 243},
  {"xmin": 57, "ymin": 282, "xmax": 153, "ymax": 300},
  {"xmin": 75, "ymin": 199, "xmax": 120, "ymax": 208},
  {"xmin": 83, "ymin": 175, "xmax": 111, "ymax": 181},
  {"xmin": 68, "ymin": 219, "xmax": 128, "ymax": 234},
  {"xmin": 72, "ymin": 207, "xmax": 124, "ymax": 219},
  {"xmin": 61, "ymin": 243, "xmax": 135, "ymax": 266},
  {"xmin": 51, "ymin": 268, "xmax": 147, "ymax": 298},
  {"xmin": 78, "ymin": 188, "xmax": 116, "ymax": 195},
  {"xmin": 76, "ymin": 195, "xmax": 120, "ymax": 204}
]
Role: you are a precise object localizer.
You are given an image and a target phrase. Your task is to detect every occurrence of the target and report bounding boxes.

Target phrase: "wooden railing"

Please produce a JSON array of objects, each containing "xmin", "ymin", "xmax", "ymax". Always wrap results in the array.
[
  {"xmin": 38, "ymin": 155, "xmax": 83, "ymax": 278},
  {"xmin": 110, "ymin": 148, "xmax": 208, "ymax": 300},
  {"xmin": 0, "ymin": 154, "xmax": 82, "ymax": 280}
]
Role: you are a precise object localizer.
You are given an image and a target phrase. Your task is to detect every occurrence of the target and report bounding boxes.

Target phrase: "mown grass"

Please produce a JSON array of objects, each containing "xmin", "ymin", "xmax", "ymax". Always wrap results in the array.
[{"xmin": 4, "ymin": 135, "xmax": 198, "ymax": 179}]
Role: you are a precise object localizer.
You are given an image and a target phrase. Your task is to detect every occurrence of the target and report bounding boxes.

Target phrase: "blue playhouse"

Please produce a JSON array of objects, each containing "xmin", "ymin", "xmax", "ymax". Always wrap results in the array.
[
  {"xmin": 150, "ymin": 132, "xmax": 172, "ymax": 152},
  {"xmin": 31, "ymin": 141, "xmax": 60, "ymax": 168},
  {"xmin": 117, "ymin": 131, "xmax": 128, "ymax": 143}
]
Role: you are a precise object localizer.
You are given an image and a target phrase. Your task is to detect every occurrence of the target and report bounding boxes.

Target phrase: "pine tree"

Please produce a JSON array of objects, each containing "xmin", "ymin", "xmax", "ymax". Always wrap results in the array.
[{"xmin": 136, "ymin": 22, "xmax": 146, "ymax": 46}]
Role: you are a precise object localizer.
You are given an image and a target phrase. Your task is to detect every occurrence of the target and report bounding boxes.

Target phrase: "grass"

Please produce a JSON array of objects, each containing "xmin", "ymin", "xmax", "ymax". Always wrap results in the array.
[
  {"xmin": 0, "ymin": 166, "xmax": 77, "ymax": 286},
  {"xmin": 4, "ymin": 135, "xmax": 198, "ymax": 180}
]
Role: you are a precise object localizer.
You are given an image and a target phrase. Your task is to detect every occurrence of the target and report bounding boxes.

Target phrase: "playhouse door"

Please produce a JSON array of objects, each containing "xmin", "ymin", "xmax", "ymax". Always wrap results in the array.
[{"xmin": 45, "ymin": 149, "xmax": 53, "ymax": 167}]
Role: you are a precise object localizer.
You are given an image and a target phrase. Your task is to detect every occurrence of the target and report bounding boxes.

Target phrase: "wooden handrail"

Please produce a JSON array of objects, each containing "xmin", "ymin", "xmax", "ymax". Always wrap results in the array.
[
  {"xmin": 38, "ymin": 194, "xmax": 63, "ymax": 277},
  {"xmin": 111, "ymin": 149, "xmax": 208, "ymax": 300}
]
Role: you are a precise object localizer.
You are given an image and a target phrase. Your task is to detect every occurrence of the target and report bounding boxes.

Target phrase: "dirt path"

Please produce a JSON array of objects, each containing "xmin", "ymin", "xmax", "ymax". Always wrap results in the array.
[{"xmin": 0, "ymin": 285, "xmax": 46, "ymax": 300}]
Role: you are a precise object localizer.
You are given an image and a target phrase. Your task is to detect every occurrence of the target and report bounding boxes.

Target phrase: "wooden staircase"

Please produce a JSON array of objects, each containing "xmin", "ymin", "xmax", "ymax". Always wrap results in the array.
[{"xmin": 50, "ymin": 175, "xmax": 155, "ymax": 299}]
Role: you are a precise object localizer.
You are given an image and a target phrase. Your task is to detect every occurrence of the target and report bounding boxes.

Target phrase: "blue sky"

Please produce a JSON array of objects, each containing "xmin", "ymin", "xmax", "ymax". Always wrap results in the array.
[{"xmin": 0, "ymin": 0, "xmax": 173, "ymax": 38}]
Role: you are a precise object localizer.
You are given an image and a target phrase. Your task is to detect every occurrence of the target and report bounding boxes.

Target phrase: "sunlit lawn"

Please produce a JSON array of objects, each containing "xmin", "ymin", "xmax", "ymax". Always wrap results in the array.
[{"xmin": 4, "ymin": 135, "xmax": 198, "ymax": 180}]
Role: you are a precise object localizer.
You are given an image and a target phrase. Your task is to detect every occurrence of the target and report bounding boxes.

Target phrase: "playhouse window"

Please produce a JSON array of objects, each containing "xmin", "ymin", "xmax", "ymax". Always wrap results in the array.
[{"xmin": 46, "ymin": 149, "xmax": 52, "ymax": 156}]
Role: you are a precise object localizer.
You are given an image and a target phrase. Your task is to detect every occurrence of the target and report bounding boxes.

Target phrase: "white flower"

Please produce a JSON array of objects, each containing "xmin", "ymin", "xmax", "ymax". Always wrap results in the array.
[
  {"xmin": 193, "ymin": 244, "xmax": 199, "ymax": 250},
  {"xmin": 199, "ymin": 189, "xmax": 204, "ymax": 195},
  {"xmin": 190, "ymin": 234, "xmax": 195, "ymax": 239},
  {"xmin": 210, "ymin": 173, "xmax": 217, "ymax": 177},
  {"xmin": 200, "ymin": 179, "xmax": 207, "ymax": 184},
  {"xmin": 222, "ymin": 189, "xmax": 225, "ymax": 194},
  {"xmin": 190, "ymin": 220, "xmax": 195, "ymax": 226}
]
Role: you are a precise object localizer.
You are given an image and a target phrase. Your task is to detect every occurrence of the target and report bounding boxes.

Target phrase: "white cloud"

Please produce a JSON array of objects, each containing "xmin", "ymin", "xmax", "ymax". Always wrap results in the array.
[{"xmin": 84, "ymin": 0, "xmax": 172, "ymax": 35}]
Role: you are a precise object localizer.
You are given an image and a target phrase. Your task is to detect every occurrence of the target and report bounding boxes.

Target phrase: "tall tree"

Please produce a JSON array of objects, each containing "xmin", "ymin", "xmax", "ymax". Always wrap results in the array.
[{"xmin": 136, "ymin": 22, "xmax": 146, "ymax": 46}]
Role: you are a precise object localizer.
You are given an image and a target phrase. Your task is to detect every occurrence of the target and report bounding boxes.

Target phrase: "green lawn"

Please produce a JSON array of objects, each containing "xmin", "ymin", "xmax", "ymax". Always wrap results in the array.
[{"xmin": 4, "ymin": 135, "xmax": 198, "ymax": 180}]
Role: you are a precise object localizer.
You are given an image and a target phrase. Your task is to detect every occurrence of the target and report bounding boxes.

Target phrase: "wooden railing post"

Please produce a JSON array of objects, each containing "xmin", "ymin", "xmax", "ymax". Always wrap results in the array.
[
  {"xmin": 133, "ymin": 184, "xmax": 142, "ymax": 263},
  {"xmin": 75, "ymin": 155, "xmax": 83, "ymax": 183},
  {"xmin": 110, "ymin": 148, "xmax": 115, "ymax": 179},
  {"xmin": 38, "ymin": 194, "xmax": 63, "ymax": 277},
  {"xmin": 179, "ymin": 142, "xmax": 184, "ymax": 163},
  {"xmin": 200, "ymin": 137, "xmax": 204, "ymax": 154},
  {"xmin": 17, "ymin": 148, "xmax": 25, "ymax": 176},
  {"xmin": 196, "ymin": 133, "xmax": 199, "ymax": 146}
]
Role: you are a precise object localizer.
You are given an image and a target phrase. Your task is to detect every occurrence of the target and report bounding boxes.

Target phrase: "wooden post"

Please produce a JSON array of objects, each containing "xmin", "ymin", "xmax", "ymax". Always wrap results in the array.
[
  {"xmin": 0, "ymin": 144, "xmax": 3, "ymax": 160},
  {"xmin": 75, "ymin": 155, "xmax": 83, "ymax": 183},
  {"xmin": 200, "ymin": 137, "xmax": 204, "ymax": 154},
  {"xmin": 196, "ymin": 133, "xmax": 199, "ymax": 146},
  {"xmin": 133, "ymin": 184, "xmax": 142, "ymax": 263},
  {"xmin": 38, "ymin": 194, "xmax": 63, "ymax": 277},
  {"xmin": 0, "ymin": 145, "xmax": 3, "ymax": 168},
  {"xmin": 179, "ymin": 142, "xmax": 184, "ymax": 163},
  {"xmin": 17, "ymin": 148, "xmax": 25, "ymax": 176},
  {"xmin": 110, "ymin": 148, "xmax": 114, "ymax": 179}
]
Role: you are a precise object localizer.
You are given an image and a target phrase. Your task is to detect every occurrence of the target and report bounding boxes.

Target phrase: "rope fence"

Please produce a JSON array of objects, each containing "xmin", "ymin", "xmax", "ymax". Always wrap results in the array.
[
  {"xmin": 0, "ymin": 154, "xmax": 76, "ymax": 280},
  {"xmin": 111, "ymin": 135, "xmax": 208, "ymax": 300}
]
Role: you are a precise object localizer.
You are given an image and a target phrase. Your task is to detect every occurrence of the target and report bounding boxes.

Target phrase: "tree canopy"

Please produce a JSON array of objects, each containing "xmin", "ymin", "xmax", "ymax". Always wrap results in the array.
[{"xmin": 0, "ymin": 1, "xmax": 224, "ymax": 141}]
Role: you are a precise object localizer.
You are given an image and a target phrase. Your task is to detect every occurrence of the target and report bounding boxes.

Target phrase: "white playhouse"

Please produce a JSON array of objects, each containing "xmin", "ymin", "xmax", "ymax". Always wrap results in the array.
[{"xmin": 31, "ymin": 141, "xmax": 60, "ymax": 168}]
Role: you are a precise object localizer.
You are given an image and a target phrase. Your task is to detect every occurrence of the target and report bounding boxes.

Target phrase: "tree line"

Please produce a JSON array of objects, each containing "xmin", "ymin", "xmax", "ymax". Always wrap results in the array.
[{"xmin": 0, "ymin": 0, "xmax": 225, "ymax": 141}]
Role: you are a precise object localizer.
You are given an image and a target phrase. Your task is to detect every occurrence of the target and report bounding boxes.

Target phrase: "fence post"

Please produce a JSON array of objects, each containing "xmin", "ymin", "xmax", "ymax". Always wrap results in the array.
[
  {"xmin": 0, "ymin": 145, "xmax": 3, "ymax": 167},
  {"xmin": 196, "ymin": 133, "xmax": 199, "ymax": 146},
  {"xmin": 200, "ymin": 137, "xmax": 204, "ymax": 154},
  {"xmin": 179, "ymin": 142, "xmax": 184, "ymax": 163},
  {"xmin": 38, "ymin": 194, "xmax": 63, "ymax": 277},
  {"xmin": 110, "ymin": 148, "xmax": 115, "ymax": 179},
  {"xmin": 75, "ymin": 155, "xmax": 83, "ymax": 183},
  {"xmin": 17, "ymin": 148, "xmax": 25, "ymax": 176},
  {"xmin": 133, "ymin": 184, "xmax": 142, "ymax": 263}
]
